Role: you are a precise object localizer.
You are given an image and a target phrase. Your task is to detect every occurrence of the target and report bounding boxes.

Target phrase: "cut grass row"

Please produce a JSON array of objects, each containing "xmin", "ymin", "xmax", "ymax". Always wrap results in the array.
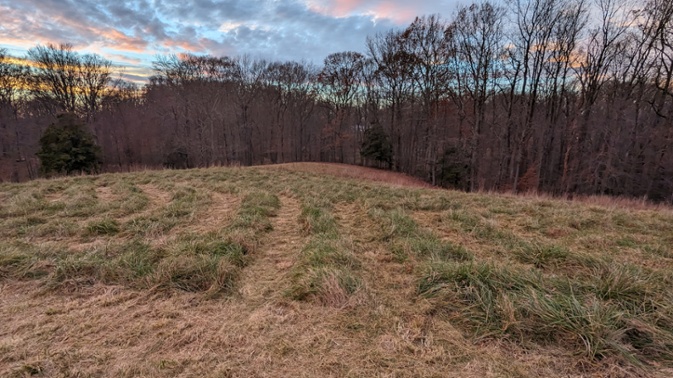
[
  {"xmin": 371, "ymin": 207, "xmax": 473, "ymax": 263},
  {"xmin": 1, "ymin": 190, "xmax": 280, "ymax": 297},
  {"xmin": 287, "ymin": 198, "xmax": 364, "ymax": 307}
]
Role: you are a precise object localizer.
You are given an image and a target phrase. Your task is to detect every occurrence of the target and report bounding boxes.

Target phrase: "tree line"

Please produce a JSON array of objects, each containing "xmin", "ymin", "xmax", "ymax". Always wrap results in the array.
[{"xmin": 0, "ymin": 0, "xmax": 671, "ymax": 202}]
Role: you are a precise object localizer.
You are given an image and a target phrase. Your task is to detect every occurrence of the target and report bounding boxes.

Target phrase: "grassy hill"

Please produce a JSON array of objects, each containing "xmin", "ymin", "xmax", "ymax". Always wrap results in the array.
[{"xmin": 1, "ymin": 163, "xmax": 672, "ymax": 377}]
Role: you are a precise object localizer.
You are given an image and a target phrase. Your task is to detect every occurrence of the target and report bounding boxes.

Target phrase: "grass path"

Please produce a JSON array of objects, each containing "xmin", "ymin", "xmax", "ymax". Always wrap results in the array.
[
  {"xmin": 333, "ymin": 201, "xmax": 411, "ymax": 308},
  {"xmin": 186, "ymin": 191, "xmax": 240, "ymax": 234},
  {"xmin": 119, "ymin": 183, "xmax": 171, "ymax": 223},
  {"xmin": 137, "ymin": 184, "xmax": 172, "ymax": 209},
  {"xmin": 238, "ymin": 195, "xmax": 303, "ymax": 302}
]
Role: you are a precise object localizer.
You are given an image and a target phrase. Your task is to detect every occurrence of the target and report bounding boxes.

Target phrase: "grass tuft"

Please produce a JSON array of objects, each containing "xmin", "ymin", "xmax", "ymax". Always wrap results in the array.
[
  {"xmin": 375, "ymin": 208, "xmax": 473, "ymax": 262},
  {"xmin": 419, "ymin": 259, "xmax": 673, "ymax": 366},
  {"xmin": 232, "ymin": 191, "xmax": 280, "ymax": 232},
  {"xmin": 299, "ymin": 202, "xmax": 338, "ymax": 236},
  {"xmin": 152, "ymin": 255, "xmax": 238, "ymax": 295},
  {"xmin": 86, "ymin": 218, "xmax": 121, "ymax": 236},
  {"xmin": 0, "ymin": 250, "xmax": 40, "ymax": 280}
]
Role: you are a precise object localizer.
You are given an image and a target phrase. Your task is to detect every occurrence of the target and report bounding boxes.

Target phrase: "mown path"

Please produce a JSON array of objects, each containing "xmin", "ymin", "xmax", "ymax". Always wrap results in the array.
[{"xmin": 238, "ymin": 195, "xmax": 303, "ymax": 302}]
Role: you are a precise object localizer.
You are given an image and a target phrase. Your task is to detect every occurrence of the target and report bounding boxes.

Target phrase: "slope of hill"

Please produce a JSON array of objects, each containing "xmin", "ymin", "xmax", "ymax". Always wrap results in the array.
[{"xmin": 1, "ymin": 164, "xmax": 672, "ymax": 377}]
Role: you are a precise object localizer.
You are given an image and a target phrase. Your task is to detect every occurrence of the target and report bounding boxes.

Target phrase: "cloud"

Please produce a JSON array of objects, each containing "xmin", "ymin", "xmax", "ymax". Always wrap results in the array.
[
  {"xmin": 205, "ymin": 0, "xmax": 401, "ymax": 62},
  {"xmin": 100, "ymin": 30, "xmax": 148, "ymax": 52},
  {"xmin": 305, "ymin": 0, "xmax": 461, "ymax": 23},
  {"xmin": 106, "ymin": 54, "xmax": 143, "ymax": 66},
  {"xmin": 0, "ymin": 0, "xmax": 464, "ymax": 79},
  {"xmin": 118, "ymin": 68, "xmax": 154, "ymax": 85}
]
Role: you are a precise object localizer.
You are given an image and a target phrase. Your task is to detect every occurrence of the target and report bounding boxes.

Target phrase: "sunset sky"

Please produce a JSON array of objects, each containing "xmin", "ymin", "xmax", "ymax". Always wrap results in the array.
[{"xmin": 0, "ymin": 0, "xmax": 464, "ymax": 82}]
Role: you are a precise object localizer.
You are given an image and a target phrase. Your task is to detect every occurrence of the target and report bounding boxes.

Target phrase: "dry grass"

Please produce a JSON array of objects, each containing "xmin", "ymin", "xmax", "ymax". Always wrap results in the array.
[
  {"xmin": 484, "ymin": 189, "xmax": 673, "ymax": 214},
  {"xmin": 1, "ymin": 163, "xmax": 672, "ymax": 377},
  {"xmin": 238, "ymin": 195, "xmax": 302, "ymax": 302},
  {"xmin": 267, "ymin": 162, "xmax": 433, "ymax": 188}
]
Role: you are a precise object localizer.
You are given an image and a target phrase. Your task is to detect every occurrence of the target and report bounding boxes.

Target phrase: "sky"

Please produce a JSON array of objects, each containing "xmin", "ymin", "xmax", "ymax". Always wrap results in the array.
[{"xmin": 0, "ymin": 0, "xmax": 464, "ymax": 83}]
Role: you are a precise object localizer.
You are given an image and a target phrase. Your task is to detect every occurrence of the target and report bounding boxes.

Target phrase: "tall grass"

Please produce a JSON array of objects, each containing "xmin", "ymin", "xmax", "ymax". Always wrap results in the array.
[
  {"xmin": 288, "ymin": 199, "xmax": 364, "ymax": 306},
  {"xmin": 372, "ymin": 207, "xmax": 473, "ymax": 262},
  {"xmin": 419, "ymin": 260, "xmax": 673, "ymax": 366}
]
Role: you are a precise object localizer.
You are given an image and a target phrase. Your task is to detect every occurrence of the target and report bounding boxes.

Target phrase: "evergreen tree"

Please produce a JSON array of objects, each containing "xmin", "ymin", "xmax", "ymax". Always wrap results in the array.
[
  {"xmin": 37, "ymin": 113, "xmax": 101, "ymax": 176},
  {"xmin": 361, "ymin": 123, "xmax": 392, "ymax": 168},
  {"xmin": 438, "ymin": 146, "xmax": 469, "ymax": 190}
]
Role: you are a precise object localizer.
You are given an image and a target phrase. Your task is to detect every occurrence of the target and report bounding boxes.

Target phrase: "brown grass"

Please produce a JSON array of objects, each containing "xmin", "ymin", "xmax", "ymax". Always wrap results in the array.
[
  {"xmin": 137, "ymin": 184, "xmax": 172, "ymax": 212},
  {"xmin": 485, "ymin": 189, "xmax": 673, "ymax": 213},
  {"xmin": 95, "ymin": 185, "xmax": 116, "ymax": 203},
  {"xmin": 237, "ymin": 196, "xmax": 302, "ymax": 302},
  {"xmin": 266, "ymin": 162, "xmax": 433, "ymax": 188},
  {"xmin": 2, "ymin": 165, "xmax": 673, "ymax": 377},
  {"xmin": 183, "ymin": 191, "xmax": 240, "ymax": 235},
  {"xmin": 0, "ymin": 277, "xmax": 589, "ymax": 377}
]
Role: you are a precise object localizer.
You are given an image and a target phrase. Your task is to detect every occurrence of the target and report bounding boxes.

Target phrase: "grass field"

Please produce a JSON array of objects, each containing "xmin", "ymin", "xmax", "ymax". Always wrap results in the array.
[{"xmin": 1, "ymin": 163, "xmax": 672, "ymax": 377}]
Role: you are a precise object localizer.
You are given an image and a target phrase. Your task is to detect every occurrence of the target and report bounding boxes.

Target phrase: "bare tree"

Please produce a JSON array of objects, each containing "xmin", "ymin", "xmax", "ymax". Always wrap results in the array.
[
  {"xmin": 80, "ymin": 54, "xmax": 112, "ymax": 122},
  {"xmin": 27, "ymin": 44, "xmax": 81, "ymax": 115},
  {"xmin": 318, "ymin": 52, "xmax": 366, "ymax": 163},
  {"xmin": 567, "ymin": 0, "xmax": 632, "ymax": 192},
  {"xmin": 401, "ymin": 15, "xmax": 453, "ymax": 184},
  {"xmin": 538, "ymin": 0, "xmax": 587, "ymax": 191},
  {"xmin": 0, "ymin": 49, "xmax": 28, "ymax": 159},
  {"xmin": 504, "ymin": 0, "xmax": 567, "ymax": 191},
  {"xmin": 27, "ymin": 44, "xmax": 112, "ymax": 118},
  {"xmin": 449, "ymin": 2, "xmax": 506, "ymax": 190},
  {"xmin": 367, "ymin": 30, "xmax": 417, "ymax": 171},
  {"xmin": 263, "ymin": 61, "xmax": 316, "ymax": 162}
]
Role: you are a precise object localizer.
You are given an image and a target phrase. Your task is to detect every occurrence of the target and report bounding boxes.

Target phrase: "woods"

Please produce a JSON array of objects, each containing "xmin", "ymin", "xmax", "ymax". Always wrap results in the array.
[{"xmin": 0, "ymin": 0, "xmax": 672, "ymax": 201}]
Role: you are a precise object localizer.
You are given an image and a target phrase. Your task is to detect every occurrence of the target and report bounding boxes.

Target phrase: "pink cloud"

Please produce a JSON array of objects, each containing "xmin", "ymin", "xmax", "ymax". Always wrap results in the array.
[
  {"xmin": 99, "ymin": 30, "xmax": 148, "ymax": 53},
  {"xmin": 372, "ymin": 2, "xmax": 419, "ymax": 24},
  {"xmin": 0, "ymin": 37, "xmax": 43, "ymax": 51},
  {"xmin": 162, "ymin": 39, "xmax": 205, "ymax": 53},
  {"xmin": 106, "ymin": 54, "xmax": 143, "ymax": 66},
  {"xmin": 306, "ymin": 0, "xmax": 420, "ymax": 24},
  {"xmin": 331, "ymin": 0, "xmax": 363, "ymax": 16}
]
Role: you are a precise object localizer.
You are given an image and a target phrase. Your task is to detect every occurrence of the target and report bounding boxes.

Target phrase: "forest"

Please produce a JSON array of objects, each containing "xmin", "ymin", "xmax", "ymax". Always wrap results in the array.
[{"xmin": 0, "ymin": 0, "xmax": 671, "ymax": 201}]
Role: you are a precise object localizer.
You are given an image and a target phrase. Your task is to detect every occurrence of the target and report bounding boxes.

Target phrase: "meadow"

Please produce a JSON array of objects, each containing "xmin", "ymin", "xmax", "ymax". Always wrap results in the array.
[{"xmin": 1, "ymin": 163, "xmax": 672, "ymax": 377}]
